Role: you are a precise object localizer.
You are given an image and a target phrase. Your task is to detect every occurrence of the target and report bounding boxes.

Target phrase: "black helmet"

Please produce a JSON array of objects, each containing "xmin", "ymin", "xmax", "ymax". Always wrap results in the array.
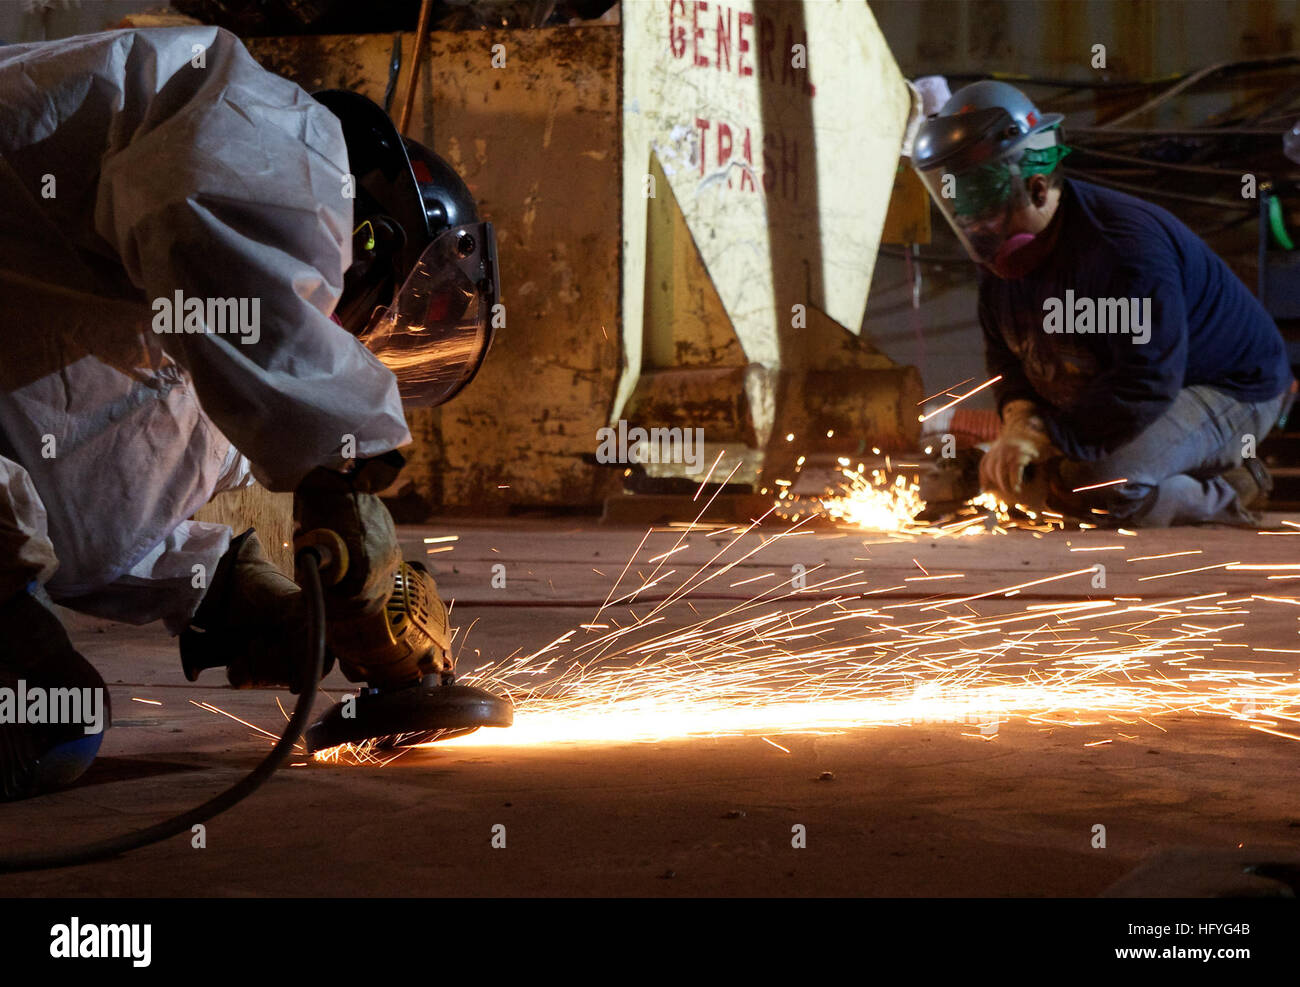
[{"xmin": 314, "ymin": 89, "xmax": 499, "ymax": 407}]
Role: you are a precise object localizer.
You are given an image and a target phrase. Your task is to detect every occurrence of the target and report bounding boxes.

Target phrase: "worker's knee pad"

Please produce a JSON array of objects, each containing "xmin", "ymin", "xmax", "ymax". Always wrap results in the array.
[{"xmin": 0, "ymin": 588, "xmax": 110, "ymax": 801}]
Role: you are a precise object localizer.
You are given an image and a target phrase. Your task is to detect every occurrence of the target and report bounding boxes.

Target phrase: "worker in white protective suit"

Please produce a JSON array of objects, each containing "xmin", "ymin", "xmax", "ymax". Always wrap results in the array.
[{"xmin": 0, "ymin": 27, "xmax": 498, "ymax": 799}]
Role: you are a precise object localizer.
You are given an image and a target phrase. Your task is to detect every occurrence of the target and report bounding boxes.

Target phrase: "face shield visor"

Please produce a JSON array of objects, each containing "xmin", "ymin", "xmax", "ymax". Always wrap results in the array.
[
  {"xmin": 360, "ymin": 221, "xmax": 498, "ymax": 407},
  {"xmin": 918, "ymin": 157, "xmax": 1031, "ymax": 267},
  {"xmin": 916, "ymin": 131, "xmax": 1070, "ymax": 269}
]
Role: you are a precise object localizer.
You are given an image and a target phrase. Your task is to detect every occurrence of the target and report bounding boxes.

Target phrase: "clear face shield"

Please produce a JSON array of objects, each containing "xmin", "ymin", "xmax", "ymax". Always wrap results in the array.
[
  {"xmin": 360, "ymin": 222, "xmax": 498, "ymax": 407},
  {"xmin": 917, "ymin": 156, "xmax": 1032, "ymax": 268},
  {"xmin": 916, "ymin": 127, "xmax": 1069, "ymax": 271}
]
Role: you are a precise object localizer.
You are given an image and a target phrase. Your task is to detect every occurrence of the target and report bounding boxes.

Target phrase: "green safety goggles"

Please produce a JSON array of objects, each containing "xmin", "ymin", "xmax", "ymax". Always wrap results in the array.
[{"xmin": 952, "ymin": 142, "xmax": 1073, "ymax": 219}]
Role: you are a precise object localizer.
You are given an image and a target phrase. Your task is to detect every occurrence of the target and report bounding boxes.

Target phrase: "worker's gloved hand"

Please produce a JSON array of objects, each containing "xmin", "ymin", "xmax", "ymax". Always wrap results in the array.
[
  {"xmin": 979, "ymin": 400, "xmax": 1053, "ymax": 503},
  {"xmin": 293, "ymin": 452, "xmax": 405, "ymax": 620}
]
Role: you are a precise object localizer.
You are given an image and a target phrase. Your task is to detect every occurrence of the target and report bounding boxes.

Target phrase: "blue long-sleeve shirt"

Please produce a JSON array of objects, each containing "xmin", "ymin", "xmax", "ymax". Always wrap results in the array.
[{"xmin": 979, "ymin": 178, "xmax": 1291, "ymax": 460}]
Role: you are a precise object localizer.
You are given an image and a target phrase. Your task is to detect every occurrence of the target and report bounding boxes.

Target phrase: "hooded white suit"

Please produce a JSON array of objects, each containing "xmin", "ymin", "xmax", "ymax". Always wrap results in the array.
[{"xmin": 0, "ymin": 27, "xmax": 411, "ymax": 629}]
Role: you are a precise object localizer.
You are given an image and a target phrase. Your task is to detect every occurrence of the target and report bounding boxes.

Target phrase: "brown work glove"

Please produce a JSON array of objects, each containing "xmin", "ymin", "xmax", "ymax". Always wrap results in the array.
[
  {"xmin": 979, "ymin": 399, "xmax": 1054, "ymax": 503},
  {"xmin": 293, "ymin": 453, "xmax": 404, "ymax": 620}
]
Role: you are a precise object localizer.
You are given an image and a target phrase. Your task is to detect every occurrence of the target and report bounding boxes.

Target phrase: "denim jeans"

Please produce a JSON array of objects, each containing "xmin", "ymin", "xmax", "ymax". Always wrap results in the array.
[{"xmin": 1045, "ymin": 384, "xmax": 1291, "ymax": 526}]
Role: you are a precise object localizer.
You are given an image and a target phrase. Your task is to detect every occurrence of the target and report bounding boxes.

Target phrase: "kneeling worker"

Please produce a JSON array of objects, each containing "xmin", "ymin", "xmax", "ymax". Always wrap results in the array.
[{"xmin": 911, "ymin": 80, "xmax": 1294, "ymax": 526}]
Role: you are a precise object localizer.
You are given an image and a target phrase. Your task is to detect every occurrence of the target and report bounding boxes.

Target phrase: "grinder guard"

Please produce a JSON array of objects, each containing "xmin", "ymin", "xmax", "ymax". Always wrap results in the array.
[{"xmin": 305, "ymin": 678, "xmax": 514, "ymax": 753}]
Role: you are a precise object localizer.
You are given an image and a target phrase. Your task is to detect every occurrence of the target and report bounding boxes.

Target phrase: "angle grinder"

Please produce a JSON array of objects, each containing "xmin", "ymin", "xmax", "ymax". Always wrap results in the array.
[
  {"xmin": 290, "ymin": 526, "xmax": 512, "ymax": 752},
  {"xmin": 180, "ymin": 524, "xmax": 514, "ymax": 753}
]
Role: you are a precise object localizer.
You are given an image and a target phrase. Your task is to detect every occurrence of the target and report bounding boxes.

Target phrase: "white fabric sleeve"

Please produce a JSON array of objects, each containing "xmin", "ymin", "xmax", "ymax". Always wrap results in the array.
[
  {"xmin": 88, "ymin": 27, "xmax": 411, "ymax": 491},
  {"xmin": 0, "ymin": 455, "xmax": 59, "ymax": 601}
]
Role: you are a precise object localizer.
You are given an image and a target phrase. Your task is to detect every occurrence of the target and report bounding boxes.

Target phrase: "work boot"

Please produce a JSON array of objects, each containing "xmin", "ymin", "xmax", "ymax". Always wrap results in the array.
[
  {"xmin": 1222, "ymin": 458, "xmax": 1273, "ymax": 514},
  {"xmin": 179, "ymin": 529, "xmax": 331, "ymax": 693},
  {"xmin": 0, "ymin": 589, "xmax": 111, "ymax": 801}
]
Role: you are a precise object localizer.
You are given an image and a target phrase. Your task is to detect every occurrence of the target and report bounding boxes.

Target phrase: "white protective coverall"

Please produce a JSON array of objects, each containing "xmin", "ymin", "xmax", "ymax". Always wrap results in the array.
[{"xmin": 0, "ymin": 27, "xmax": 411, "ymax": 630}]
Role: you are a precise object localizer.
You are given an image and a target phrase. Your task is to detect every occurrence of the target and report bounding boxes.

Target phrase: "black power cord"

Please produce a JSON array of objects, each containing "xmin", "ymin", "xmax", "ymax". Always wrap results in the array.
[{"xmin": 0, "ymin": 547, "xmax": 329, "ymax": 874}]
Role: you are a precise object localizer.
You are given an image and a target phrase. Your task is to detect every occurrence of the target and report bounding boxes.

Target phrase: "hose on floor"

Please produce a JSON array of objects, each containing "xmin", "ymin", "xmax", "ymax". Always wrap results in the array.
[{"xmin": 0, "ymin": 547, "xmax": 328, "ymax": 873}]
